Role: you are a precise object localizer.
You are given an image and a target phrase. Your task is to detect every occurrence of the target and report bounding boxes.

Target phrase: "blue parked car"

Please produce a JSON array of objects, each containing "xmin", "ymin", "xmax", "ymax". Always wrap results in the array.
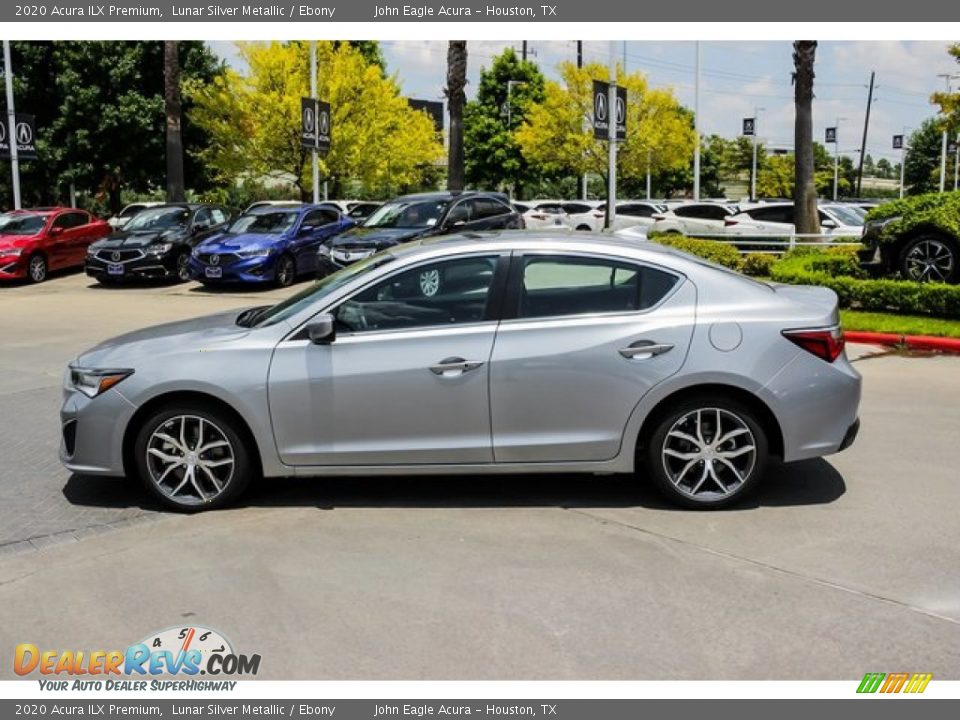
[{"xmin": 189, "ymin": 204, "xmax": 354, "ymax": 287}]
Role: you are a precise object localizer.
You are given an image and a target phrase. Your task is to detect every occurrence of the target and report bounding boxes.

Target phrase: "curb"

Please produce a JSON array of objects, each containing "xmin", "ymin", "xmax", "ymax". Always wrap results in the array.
[{"xmin": 844, "ymin": 330, "xmax": 960, "ymax": 353}]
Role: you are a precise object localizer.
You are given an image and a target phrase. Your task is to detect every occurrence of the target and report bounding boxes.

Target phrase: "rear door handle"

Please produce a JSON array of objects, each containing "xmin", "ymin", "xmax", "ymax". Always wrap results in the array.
[
  {"xmin": 429, "ymin": 357, "xmax": 485, "ymax": 376},
  {"xmin": 619, "ymin": 342, "xmax": 674, "ymax": 360}
]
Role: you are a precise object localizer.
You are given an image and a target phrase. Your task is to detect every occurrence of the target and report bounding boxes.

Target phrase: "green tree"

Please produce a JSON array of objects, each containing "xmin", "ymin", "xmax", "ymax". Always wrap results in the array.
[
  {"xmin": 464, "ymin": 48, "xmax": 545, "ymax": 198},
  {"xmin": 932, "ymin": 43, "xmax": 960, "ymax": 132},
  {"xmin": 876, "ymin": 158, "xmax": 892, "ymax": 179},
  {"xmin": 515, "ymin": 62, "xmax": 695, "ymax": 188},
  {"xmin": 188, "ymin": 42, "xmax": 442, "ymax": 200},
  {"xmin": 904, "ymin": 117, "xmax": 948, "ymax": 194},
  {"xmin": 0, "ymin": 41, "xmax": 222, "ymax": 212}
]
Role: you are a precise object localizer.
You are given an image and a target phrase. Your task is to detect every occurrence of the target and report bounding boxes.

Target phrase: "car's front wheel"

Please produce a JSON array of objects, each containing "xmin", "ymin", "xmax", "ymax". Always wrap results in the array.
[
  {"xmin": 174, "ymin": 249, "xmax": 192, "ymax": 282},
  {"xmin": 27, "ymin": 253, "xmax": 47, "ymax": 283},
  {"xmin": 899, "ymin": 234, "xmax": 958, "ymax": 283},
  {"xmin": 133, "ymin": 404, "xmax": 254, "ymax": 512},
  {"xmin": 644, "ymin": 395, "xmax": 769, "ymax": 509},
  {"xmin": 274, "ymin": 254, "xmax": 296, "ymax": 288}
]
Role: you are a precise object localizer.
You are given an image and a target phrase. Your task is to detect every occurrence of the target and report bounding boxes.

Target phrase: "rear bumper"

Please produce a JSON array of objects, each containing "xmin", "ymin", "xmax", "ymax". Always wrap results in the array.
[{"xmin": 838, "ymin": 417, "xmax": 860, "ymax": 452}]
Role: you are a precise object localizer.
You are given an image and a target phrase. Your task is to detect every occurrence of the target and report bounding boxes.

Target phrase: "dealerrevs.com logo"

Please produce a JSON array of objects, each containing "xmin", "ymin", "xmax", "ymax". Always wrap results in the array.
[
  {"xmin": 857, "ymin": 672, "xmax": 933, "ymax": 694},
  {"xmin": 14, "ymin": 626, "xmax": 260, "ymax": 690}
]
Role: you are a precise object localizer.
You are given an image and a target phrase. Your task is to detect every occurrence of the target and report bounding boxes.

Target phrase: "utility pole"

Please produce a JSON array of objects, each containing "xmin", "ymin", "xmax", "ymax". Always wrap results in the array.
[
  {"xmin": 750, "ymin": 107, "xmax": 763, "ymax": 201},
  {"xmin": 522, "ymin": 41, "xmax": 527, "ymax": 62},
  {"xmin": 855, "ymin": 71, "xmax": 875, "ymax": 198},
  {"xmin": 3, "ymin": 40, "xmax": 21, "ymax": 210},
  {"xmin": 606, "ymin": 42, "xmax": 617, "ymax": 230},
  {"xmin": 832, "ymin": 117, "xmax": 846, "ymax": 201},
  {"xmin": 310, "ymin": 41, "xmax": 320, "ymax": 204},
  {"xmin": 693, "ymin": 41, "xmax": 701, "ymax": 201},
  {"xmin": 578, "ymin": 41, "xmax": 587, "ymax": 201},
  {"xmin": 899, "ymin": 127, "xmax": 909, "ymax": 200}
]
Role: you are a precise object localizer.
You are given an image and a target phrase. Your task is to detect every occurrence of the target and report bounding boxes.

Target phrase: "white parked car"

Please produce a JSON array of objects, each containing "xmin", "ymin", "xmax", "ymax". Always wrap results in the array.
[
  {"xmin": 107, "ymin": 202, "xmax": 164, "ymax": 229},
  {"xmin": 514, "ymin": 200, "xmax": 571, "ymax": 230},
  {"xmin": 568, "ymin": 201, "xmax": 667, "ymax": 233},
  {"xmin": 650, "ymin": 203, "xmax": 741, "ymax": 236},
  {"xmin": 725, "ymin": 202, "xmax": 863, "ymax": 240}
]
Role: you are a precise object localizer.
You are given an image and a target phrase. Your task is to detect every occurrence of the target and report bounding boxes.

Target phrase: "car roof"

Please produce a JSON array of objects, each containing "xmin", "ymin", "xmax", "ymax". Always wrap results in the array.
[{"xmin": 391, "ymin": 191, "xmax": 511, "ymax": 203}]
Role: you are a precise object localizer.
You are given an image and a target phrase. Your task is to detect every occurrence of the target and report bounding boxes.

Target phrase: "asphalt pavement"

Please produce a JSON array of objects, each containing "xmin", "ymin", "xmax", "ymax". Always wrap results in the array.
[{"xmin": 0, "ymin": 269, "xmax": 958, "ymax": 680}]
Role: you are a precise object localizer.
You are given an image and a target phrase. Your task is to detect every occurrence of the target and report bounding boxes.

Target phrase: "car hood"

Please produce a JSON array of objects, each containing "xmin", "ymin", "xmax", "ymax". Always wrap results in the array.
[
  {"xmin": 330, "ymin": 226, "xmax": 429, "ymax": 249},
  {"xmin": 94, "ymin": 228, "xmax": 187, "ymax": 249},
  {"xmin": 76, "ymin": 309, "xmax": 253, "ymax": 368},
  {"xmin": 197, "ymin": 232, "xmax": 283, "ymax": 253}
]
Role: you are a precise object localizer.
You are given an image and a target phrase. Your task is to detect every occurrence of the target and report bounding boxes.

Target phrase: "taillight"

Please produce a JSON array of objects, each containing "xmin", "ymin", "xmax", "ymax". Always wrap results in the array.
[
  {"xmin": 782, "ymin": 327, "xmax": 845, "ymax": 363},
  {"xmin": 592, "ymin": 212, "xmax": 604, "ymax": 218},
  {"xmin": 724, "ymin": 219, "xmax": 739, "ymax": 227},
  {"xmin": 531, "ymin": 213, "xmax": 548, "ymax": 220}
]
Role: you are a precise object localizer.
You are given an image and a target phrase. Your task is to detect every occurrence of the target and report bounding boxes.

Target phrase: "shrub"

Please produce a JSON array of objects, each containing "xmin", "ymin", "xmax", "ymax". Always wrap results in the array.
[
  {"xmin": 740, "ymin": 253, "xmax": 778, "ymax": 277},
  {"xmin": 649, "ymin": 233, "xmax": 743, "ymax": 271},
  {"xmin": 778, "ymin": 245, "xmax": 865, "ymax": 279},
  {"xmin": 770, "ymin": 253, "xmax": 960, "ymax": 318},
  {"xmin": 865, "ymin": 191, "xmax": 960, "ymax": 246}
]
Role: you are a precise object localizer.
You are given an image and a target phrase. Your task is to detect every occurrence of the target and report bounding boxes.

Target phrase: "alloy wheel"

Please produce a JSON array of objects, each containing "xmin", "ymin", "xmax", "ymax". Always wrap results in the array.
[
  {"xmin": 276, "ymin": 256, "xmax": 294, "ymax": 287},
  {"xmin": 176, "ymin": 252, "xmax": 191, "ymax": 281},
  {"xmin": 661, "ymin": 408, "xmax": 757, "ymax": 502},
  {"xmin": 145, "ymin": 415, "xmax": 235, "ymax": 506},
  {"xmin": 904, "ymin": 238, "xmax": 955, "ymax": 283},
  {"xmin": 28, "ymin": 255, "xmax": 47, "ymax": 283}
]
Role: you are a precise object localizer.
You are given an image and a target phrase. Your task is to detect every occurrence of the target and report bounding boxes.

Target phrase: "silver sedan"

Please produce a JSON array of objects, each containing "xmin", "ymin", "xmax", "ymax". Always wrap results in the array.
[{"xmin": 60, "ymin": 232, "xmax": 861, "ymax": 511}]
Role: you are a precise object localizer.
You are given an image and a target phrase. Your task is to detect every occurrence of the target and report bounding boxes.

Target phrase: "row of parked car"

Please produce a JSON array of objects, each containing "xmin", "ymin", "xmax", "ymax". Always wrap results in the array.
[{"xmin": 2, "ymin": 191, "xmax": 957, "ymax": 287}]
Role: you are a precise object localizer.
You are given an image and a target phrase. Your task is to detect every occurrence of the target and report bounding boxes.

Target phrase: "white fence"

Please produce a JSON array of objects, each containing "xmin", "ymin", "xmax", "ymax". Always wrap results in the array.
[{"xmin": 671, "ymin": 232, "xmax": 864, "ymax": 255}]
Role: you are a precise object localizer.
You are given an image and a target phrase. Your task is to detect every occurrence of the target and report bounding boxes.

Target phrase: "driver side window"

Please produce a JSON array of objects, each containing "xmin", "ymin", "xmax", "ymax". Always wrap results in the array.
[{"xmin": 334, "ymin": 255, "xmax": 500, "ymax": 333}]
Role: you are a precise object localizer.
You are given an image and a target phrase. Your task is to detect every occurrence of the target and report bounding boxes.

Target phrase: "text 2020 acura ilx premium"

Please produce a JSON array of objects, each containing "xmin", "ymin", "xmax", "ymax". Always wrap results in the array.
[{"xmin": 60, "ymin": 233, "xmax": 861, "ymax": 511}]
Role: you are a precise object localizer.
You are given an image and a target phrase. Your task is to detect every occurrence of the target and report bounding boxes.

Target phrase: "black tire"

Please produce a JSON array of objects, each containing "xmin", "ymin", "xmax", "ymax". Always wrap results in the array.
[
  {"xmin": 575, "ymin": 224, "xmax": 592, "ymax": 232},
  {"xmin": 27, "ymin": 253, "xmax": 47, "ymax": 283},
  {"xmin": 642, "ymin": 394, "xmax": 769, "ymax": 510},
  {"xmin": 898, "ymin": 234, "xmax": 959, "ymax": 284},
  {"xmin": 133, "ymin": 403, "xmax": 255, "ymax": 512},
  {"xmin": 274, "ymin": 254, "xmax": 296, "ymax": 288},
  {"xmin": 174, "ymin": 249, "xmax": 192, "ymax": 283}
]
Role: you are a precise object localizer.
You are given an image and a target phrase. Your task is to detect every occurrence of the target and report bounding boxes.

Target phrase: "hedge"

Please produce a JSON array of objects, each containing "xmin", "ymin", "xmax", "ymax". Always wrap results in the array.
[
  {"xmin": 770, "ymin": 251, "xmax": 960, "ymax": 319},
  {"xmin": 865, "ymin": 191, "xmax": 960, "ymax": 246},
  {"xmin": 649, "ymin": 233, "xmax": 743, "ymax": 271}
]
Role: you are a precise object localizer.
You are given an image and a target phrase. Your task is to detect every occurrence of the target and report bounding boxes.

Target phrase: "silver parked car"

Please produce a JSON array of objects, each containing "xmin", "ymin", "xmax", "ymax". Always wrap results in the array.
[{"xmin": 60, "ymin": 232, "xmax": 861, "ymax": 511}]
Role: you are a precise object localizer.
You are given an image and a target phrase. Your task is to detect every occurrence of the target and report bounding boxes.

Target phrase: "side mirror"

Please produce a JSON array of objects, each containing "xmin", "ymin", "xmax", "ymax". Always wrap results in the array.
[
  {"xmin": 299, "ymin": 225, "xmax": 315, "ymax": 235},
  {"xmin": 447, "ymin": 220, "xmax": 466, "ymax": 231},
  {"xmin": 50, "ymin": 227, "xmax": 64, "ymax": 236},
  {"xmin": 821, "ymin": 218, "xmax": 837, "ymax": 229},
  {"xmin": 307, "ymin": 314, "xmax": 336, "ymax": 345}
]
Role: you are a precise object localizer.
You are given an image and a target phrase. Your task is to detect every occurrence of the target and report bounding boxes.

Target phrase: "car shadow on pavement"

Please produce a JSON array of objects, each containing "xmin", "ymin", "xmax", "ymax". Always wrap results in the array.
[{"xmin": 63, "ymin": 458, "xmax": 845, "ymax": 514}]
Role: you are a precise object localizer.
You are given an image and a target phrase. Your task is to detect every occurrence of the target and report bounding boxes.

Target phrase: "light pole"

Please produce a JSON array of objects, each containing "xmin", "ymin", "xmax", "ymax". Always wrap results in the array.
[
  {"xmin": 899, "ymin": 127, "xmax": 910, "ymax": 199},
  {"xmin": 310, "ymin": 41, "xmax": 320, "ymax": 204},
  {"xmin": 606, "ymin": 42, "xmax": 617, "ymax": 230},
  {"xmin": 3, "ymin": 40, "xmax": 20, "ymax": 210},
  {"xmin": 954, "ymin": 131, "xmax": 959, "ymax": 191},
  {"xmin": 750, "ymin": 106, "xmax": 765, "ymax": 202},
  {"xmin": 936, "ymin": 74, "xmax": 959, "ymax": 193},
  {"xmin": 693, "ymin": 41, "xmax": 701, "ymax": 201},
  {"xmin": 833, "ymin": 117, "xmax": 847, "ymax": 202}
]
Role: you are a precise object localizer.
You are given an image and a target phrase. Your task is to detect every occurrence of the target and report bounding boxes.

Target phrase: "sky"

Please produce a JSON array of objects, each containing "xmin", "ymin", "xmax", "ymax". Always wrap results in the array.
[{"xmin": 209, "ymin": 40, "xmax": 960, "ymax": 164}]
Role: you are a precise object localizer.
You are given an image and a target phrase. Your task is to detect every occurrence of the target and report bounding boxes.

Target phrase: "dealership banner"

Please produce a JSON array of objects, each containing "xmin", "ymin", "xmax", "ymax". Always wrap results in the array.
[
  {"xmin": 1, "ymin": 0, "xmax": 957, "ymax": 22},
  {"xmin": 0, "ymin": 699, "xmax": 959, "ymax": 719}
]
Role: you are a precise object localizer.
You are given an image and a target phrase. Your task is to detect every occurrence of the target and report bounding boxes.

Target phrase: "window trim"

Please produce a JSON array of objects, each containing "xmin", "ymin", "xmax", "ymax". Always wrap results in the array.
[{"xmin": 501, "ymin": 250, "xmax": 684, "ymax": 324}]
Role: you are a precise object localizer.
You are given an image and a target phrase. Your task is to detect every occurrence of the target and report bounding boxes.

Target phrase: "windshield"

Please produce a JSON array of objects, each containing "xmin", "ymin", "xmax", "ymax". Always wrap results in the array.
[
  {"xmin": 0, "ymin": 214, "xmax": 47, "ymax": 236},
  {"xmin": 824, "ymin": 205, "xmax": 864, "ymax": 227},
  {"xmin": 124, "ymin": 207, "xmax": 190, "ymax": 232},
  {"xmin": 253, "ymin": 254, "xmax": 397, "ymax": 328},
  {"xmin": 362, "ymin": 200, "xmax": 448, "ymax": 229},
  {"xmin": 227, "ymin": 210, "xmax": 299, "ymax": 235},
  {"xmin": 119, "ymin": 205, "xmax": 146, "ymax": 218}
]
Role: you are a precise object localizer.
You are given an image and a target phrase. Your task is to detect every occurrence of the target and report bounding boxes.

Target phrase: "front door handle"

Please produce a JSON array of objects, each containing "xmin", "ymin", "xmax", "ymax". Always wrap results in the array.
[
  {"xmin": 619, "ymin": 341, "xmax": 674, "ymax": 360},
  {"xmin": 429, "ymin": 357, "xmax": 485, "ymax": 377}
]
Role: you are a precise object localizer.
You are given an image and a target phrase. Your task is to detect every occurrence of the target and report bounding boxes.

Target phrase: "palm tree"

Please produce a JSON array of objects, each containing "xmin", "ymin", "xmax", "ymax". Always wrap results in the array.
[
  {"xmin": 164, "ymin": 40, "xmax": 185, "ymax": 202},
  {"xmin": 446, "ymin": 41, "xmax": 467, "ymax": 191},
  {"xmin": 792, "ymin": 41, "xmax": 820, "ymax": 236}
]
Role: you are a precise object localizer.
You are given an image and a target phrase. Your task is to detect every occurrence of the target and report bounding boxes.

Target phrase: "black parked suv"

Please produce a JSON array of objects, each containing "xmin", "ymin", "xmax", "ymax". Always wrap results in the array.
[
  {"xmin": 86, "ymin": 203, "xmax": 233, "ymax": 284},
  {"xmin": 318, "ymin": 191, "xmax": 523, "ymax": 275}
]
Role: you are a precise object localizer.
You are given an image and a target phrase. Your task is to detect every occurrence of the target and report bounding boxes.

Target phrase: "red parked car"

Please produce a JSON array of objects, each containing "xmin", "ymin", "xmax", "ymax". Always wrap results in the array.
[{"xmin": 0, "ymin": 207, "xmax": 111, "ymax": 283}]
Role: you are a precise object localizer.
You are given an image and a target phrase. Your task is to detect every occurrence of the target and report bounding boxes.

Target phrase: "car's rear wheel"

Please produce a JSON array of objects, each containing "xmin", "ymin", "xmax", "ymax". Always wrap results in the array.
[
  {"xmin": 899, "ymin": 234, "xmax": 958, "ymax": 283},
  {"xmin": 274, "ymin": 254, "xmax": 296, "ymax": 288},
  {"xmin": 27, "ymin": 254, "xmax": 47, "ymax": 283},
  {"xmin": 133, "ymin": 404, "xmax": 254, "ymax": 512},
  {"xmin": 644, "ymin": 395, "xmax": 768, "ymax": 509}
]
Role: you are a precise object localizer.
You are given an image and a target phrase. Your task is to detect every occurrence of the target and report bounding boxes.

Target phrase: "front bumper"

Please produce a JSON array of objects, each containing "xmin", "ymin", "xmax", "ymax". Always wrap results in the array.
[
  {"xmin": 85, "ymin": 251, "xmax": 180, "ymax": 281},
  {"xmin": 59, "ymin": 379, "xmax": 137, "ymax": 476},
  {"xmin": 188, "ymin": 255, "xmax": 276, "ymax": 284},
  {"xmin": 0, "ymin": 255, "xmax": 26, "ymax": 280}
]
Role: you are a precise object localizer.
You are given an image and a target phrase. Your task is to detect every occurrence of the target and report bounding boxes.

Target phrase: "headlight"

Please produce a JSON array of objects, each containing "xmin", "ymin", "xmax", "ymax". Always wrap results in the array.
[
  {"xmin": 69, "ymin": 367, "xmax": 134, "ymax": 398},
  {"xmin": 145, "ymin": 243, "xmax": 173, "ymax": 256},
  {"xmin": 192, "ymin": 247, "xmax": 202, "ymax": 258},
  {"xmin": 238, "ymin": 247, "xmax": 272, "ymax": 258},
  {"xmin": 317, "ymin": 244, "xmax": 331, "ymax": 257},
  {"xmin": 86, "ymin": 245, "xmax": 99, "ymax": 256},
  {"xmin": 0, "ymin": 247, "xmax": 23, "ymax": 257}
]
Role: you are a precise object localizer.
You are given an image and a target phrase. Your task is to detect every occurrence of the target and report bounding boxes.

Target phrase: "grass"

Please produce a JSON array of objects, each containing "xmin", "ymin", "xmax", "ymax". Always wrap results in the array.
[{"xmin": 840, "ymin": 310, "xmax": 960, "ymax": 339}]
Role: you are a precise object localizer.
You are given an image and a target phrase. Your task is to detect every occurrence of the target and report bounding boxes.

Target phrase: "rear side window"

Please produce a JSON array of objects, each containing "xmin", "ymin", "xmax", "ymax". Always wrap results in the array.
[
  {"xmin": 746, "ymin": 206, "xmax": 793, "ymax": 223},
  {"xmin": 619, "ymin": 204, "xmax": 655, "ymax": 218},
  {"xmin": 563, "ymin": 203, "xmax": 593, "ymax": 215},
  {"xmin": 517, "ymin": 256, "xmax": 679, "ymax": 319},
  {"xmin": 675, "ymin": 205, "xmax": 730, "ymax": 220},
  {"xmin": 474, "ymin": 199, "xmax": 512, "ymax": 219}
]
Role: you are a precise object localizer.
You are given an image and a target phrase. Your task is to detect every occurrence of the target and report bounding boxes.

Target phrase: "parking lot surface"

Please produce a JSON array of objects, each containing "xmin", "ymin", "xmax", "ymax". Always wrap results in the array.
[{"xmin": 0, "ymin": 270, "xmax": 958, "ymax": 679}]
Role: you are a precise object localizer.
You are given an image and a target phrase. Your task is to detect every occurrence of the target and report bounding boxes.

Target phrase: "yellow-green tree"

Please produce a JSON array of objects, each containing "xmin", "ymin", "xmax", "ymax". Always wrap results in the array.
[
  {"xmin": 187, "ymin": 41, "xmax": 442, "ymax": 198},
  {"xmin": 515, "ymin": 62, "xmax": 695, "ymax": 185},
  {"xmin": 932, "ymin": 43, "xmax": 960, "ymax": 131}
]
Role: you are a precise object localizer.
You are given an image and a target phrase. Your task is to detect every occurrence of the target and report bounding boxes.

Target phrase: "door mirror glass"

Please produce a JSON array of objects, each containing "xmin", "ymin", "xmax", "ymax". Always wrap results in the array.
[{"xmin": 307, "ymin": 314, "xmax": 336, "ymax": 344}]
